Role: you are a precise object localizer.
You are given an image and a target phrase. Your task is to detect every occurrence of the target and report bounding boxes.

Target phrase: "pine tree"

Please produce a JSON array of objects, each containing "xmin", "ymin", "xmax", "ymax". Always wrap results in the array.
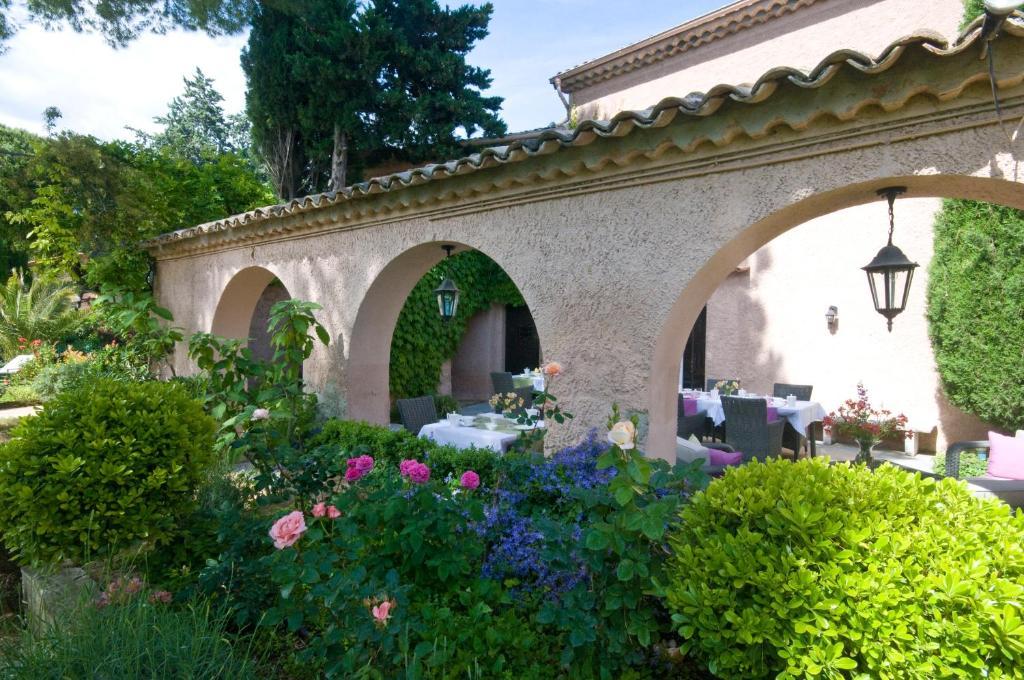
[{"xmin": 148, "ymin": 68, "xmax": 234, "ymax": 164}]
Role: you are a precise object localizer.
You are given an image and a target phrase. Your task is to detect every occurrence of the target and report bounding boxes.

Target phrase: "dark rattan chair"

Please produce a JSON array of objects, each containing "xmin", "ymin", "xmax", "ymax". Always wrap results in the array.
[
  {"xmin": 491, "ymin": 372, "xmax": 515, "ymax": 395},
  {"xmin": 677, "ymin": 394, "xmax": 708, "ymax": 440},
  {"xmin": 892, "ymin": 440, "xmax": 1024, "ymax": 509},
  {"xmin": 396, "ymin": 396, "xmax": 438, "ymax": 435},
  {"xmin": 721, "ymin": 396, "xmax": 784, "ymax": 462},
  {"xmin": 514, "ymin": 385, "xmax": 534, "ymax": 409},
  {"xmin": 772, "ymin": 383, "xmax": 814, "ymax": 457}
]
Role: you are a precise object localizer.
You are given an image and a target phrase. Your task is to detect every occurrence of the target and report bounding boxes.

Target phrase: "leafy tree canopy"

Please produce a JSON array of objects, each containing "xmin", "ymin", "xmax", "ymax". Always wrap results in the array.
[
  {"xmin": 0, "ymin": 0, "xmax": 252, "ymax": 53},
  {"xmin": 0, "ymin": 123, "xmax": 38, "ymax": 274}
]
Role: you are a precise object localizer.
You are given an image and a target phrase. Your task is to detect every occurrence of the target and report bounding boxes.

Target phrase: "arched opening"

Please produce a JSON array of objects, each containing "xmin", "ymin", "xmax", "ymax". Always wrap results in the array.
[
  {"xmin": 347, "ymin": 243, "xmax": 541, "ymax": 425},
  {"xmin": 211, "ymin": 266, "xmax": 293, "ymax": 357},
  {"xmin": 649, "ymin": 175, "xmax": 1024, "ymax": 460}
]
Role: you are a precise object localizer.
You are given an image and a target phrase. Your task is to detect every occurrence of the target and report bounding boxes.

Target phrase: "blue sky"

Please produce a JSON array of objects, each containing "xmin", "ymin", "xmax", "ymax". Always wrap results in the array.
[{"xmin": 0, "ymin": 0, "xmax": 726, "ymax": 139}]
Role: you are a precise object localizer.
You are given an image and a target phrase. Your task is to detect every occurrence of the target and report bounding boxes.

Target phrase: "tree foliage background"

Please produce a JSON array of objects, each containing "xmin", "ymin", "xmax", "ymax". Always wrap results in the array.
[{"xmin": 928, "ymin": 200, "xmax": 1024, "ymax": 431}]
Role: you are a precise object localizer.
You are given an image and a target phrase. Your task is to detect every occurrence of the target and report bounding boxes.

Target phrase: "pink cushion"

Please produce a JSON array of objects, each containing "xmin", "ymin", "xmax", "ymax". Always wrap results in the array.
[
  {"xmin": 709, "ymin": 449, "xmax": 742, "ymax": 466},
  {"xmin": 766, "ymin": 406, "xmax": 779, "ymax": 423},
  {"xmin": 682, "ymin": 397, "xmax": 699, "ymax": 417},
  {"xmin": 987, "ymin": 431, "xmax": 1024, "ymax": 480}
]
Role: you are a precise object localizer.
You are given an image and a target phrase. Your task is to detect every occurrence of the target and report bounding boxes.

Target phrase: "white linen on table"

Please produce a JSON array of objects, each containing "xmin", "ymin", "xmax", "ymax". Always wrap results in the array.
[
  {"xmin": 691, "ymin": 395, "xmax": 825, "ymax": 434},
  {"xmin": 419, "ymin": 415, "xmax": 542, "ymax": 453}
]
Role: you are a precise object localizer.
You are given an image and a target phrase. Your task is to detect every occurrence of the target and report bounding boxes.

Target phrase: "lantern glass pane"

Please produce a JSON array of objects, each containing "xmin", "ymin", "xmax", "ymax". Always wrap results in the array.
[
  {"xmin": 899, "ymin": 267, "xmax": 915, "ymax": 311},
  {"xmin": 866, "ymin": 271, "xmax": 881, "ymax": 312}
]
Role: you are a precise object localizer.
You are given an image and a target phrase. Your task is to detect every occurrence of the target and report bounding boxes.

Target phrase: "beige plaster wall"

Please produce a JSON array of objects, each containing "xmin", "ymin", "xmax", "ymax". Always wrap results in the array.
[
  {"xmin": 572, "ymin": 0, "xmax": 965, "ymax": 120},
  {"xmin": 451, "ymin": 304, "xmax": 506, "ymax": 402},
  {"xmin": 703, "ymin": 198, "xmax": 993, "ymax": 450}
]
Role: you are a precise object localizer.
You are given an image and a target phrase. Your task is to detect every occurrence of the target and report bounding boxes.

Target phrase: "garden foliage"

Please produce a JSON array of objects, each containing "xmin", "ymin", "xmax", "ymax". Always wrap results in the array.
[
  {"xmin": 0, "ymin": 379, "xmax": 217, "ymax": 565},
  {"xmin": 928, "ymin": 199, "xmax": 1024, "ymax": 430},
  {"xmin": 667, "ymin": 457, "xmax": 1024, "ymax": 679}
]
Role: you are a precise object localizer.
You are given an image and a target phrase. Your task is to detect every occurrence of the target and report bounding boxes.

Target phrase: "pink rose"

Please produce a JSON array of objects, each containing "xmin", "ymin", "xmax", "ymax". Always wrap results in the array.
[
  {"xmin": 326, "ymin": 505, "xmax": 341, "ymax": 519},
  {"xmin": 408, "ymin": 462, "xmax": 431, "ymax": 484},
  {"xmin": 269, "ymin": 510, "xmax": 306, "ymax": 549},
  {"xmin": 371, "ymin": 600, "xmax": 394, "ymax": 625},
  {"xmin": 460, "ymin": 471, "xmax": 480, "ymax": 490},
  {"xmin": 149, "ymin": 590, "xmax": 173, "ymax": 604},
  {"xmin": 312, "ymin": 502, "xmax": 327, "ymax": 518},
  {"xmin": 399, "ymin": 459, "xmax": 418, "ymax": 477},
  {"xmin": 251, "ymin": 408, "xmax": 270, "ymax": 422},
  {"xmin": 541, "ymin": 361, "xmax": 563, "ymax": 378},
  {"xmin": 345, "ymin": 455, "xmax": 375, "ymax": 481}
]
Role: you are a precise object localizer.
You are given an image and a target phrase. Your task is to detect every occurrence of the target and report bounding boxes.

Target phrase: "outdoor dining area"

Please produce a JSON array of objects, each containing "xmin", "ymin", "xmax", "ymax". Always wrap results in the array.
[
  {"xmin": 396, "ymin": 369, "xmax": 547, "ymax": 453},
  {"xmin": 676, "ymin": 380, "xmax": 826, "ymax": 469}
]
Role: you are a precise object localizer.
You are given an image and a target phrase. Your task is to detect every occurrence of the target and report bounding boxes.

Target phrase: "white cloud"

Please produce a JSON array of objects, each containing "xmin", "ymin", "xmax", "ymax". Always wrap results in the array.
[{"xmin": 0, "ymin": 24, "xmax": 248, "ymax": 139}]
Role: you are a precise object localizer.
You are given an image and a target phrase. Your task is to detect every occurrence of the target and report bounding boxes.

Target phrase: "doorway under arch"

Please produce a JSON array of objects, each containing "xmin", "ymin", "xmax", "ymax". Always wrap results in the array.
[
  {"xmin": 211, "ymin": 266, "xmax": 293, "ymax": 359},
  {"xmin": 648, "ymin": 175, "xmax": 1024, "ymax": 459}
]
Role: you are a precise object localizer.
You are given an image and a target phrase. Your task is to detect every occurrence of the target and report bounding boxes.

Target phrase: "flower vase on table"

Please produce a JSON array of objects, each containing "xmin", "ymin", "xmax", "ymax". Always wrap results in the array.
[
  {"xmin": 822, "ymin": 383, "xmax": 911, "ymax": 466},
  {"xmin": 855, "ymin": 438, "xmax": 876, "ymax": 465}
]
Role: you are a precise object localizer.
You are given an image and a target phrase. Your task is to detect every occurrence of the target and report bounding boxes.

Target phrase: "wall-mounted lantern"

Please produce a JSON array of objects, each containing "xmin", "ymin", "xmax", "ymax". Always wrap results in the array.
[
  {"xmin": 825, "ymin": 305, "xmax": 838, "ymax": 329},
  {"xmin": 434, "ymin": 245, "xmax": 460, "ymax": 322},
  {"xmin": 862, "ymin": 187, "xmax": 918, "ymax": 332}
]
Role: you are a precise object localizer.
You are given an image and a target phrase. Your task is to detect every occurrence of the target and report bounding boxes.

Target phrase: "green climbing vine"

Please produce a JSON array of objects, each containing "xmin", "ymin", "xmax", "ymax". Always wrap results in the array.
[{"xmin": 389, "ymin": 251, "xmax": 525, "ymax": 400}]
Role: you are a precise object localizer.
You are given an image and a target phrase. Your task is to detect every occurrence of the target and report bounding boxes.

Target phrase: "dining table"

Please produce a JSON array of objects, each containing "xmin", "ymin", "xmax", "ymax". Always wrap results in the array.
[
  {"xmin": 418, "ymin": 413, "xmax": 543, "ymax": 453},
  {"xmin": 683, "ymin": 391, "xmax": 827, "ymax": 456}
]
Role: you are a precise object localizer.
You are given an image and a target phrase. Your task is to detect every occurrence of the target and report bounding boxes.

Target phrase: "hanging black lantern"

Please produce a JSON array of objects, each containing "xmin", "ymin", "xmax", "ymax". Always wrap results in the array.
[
  {"xmin": 862, "ymin": 187, "xmax": 918, "ymax": 332},
  {"xmin": 434, "ymin": 245, "xmax": 460, "ymax": 322}
]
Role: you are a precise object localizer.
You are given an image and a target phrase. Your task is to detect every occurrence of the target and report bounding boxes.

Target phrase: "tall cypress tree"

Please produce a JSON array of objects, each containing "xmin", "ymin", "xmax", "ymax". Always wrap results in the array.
[{"xmin": 242, "ymin": 0, "xmax": 505, "ymax": 201}]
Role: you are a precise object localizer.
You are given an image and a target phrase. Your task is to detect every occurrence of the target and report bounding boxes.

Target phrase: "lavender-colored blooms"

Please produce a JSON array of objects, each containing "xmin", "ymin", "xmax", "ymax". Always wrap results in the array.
[{"xmin": 527, "ymin": 429, "xmax": 615, "ymax": 496}]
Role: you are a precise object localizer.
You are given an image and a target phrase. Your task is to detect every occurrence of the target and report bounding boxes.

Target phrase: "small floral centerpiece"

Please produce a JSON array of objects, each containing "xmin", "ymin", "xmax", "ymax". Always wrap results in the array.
[
  {"xmin": 822, "ymin": 383, "xmax": 910, "ymax": 464},
  {"xmin": 489, "ymin": 392, "xmax": 524, "ymax": 417},
  {"xmin": 714, "ymin": 380, "xmax": 740, "ymax": 396}
]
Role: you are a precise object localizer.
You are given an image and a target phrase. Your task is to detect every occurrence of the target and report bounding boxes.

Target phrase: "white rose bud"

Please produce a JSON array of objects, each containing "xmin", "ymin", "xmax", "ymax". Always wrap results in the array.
[
  {"xmin": 607, "ymin": 421, "xmax": 636, "ymax": 450},
  {"xmin": 251, "ymin": 408, "xmax": 271, "ymax": 422}
]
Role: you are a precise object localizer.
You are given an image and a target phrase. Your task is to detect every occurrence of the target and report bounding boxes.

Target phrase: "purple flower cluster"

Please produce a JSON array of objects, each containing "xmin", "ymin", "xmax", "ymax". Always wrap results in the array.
[
  {"xmin": 477, "ymin": 503, "xmax": 587, "ymax": 599},
  {"xmin": 528, "ymin": 429, "xmax": 616, "ymax": 496}
]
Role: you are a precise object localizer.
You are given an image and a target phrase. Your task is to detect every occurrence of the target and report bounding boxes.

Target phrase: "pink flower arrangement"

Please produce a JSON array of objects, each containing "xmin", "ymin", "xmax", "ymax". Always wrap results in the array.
[
  {"xmin": 345, "ymin": 455, "xmax": 375, "ymax": 482},
  {"xmin": 371, "ymin": 599, "xmax": 394, "ymax": 626},
  {"xmin": 269, "ymin": 510, "xmax": 307, "ymax": 549},
  {"xmin": 459, "ymin": 470, "xmax": 480, "ymax": 490},
  {"xmin": 312, "ymin": 502, "xmax": 341, "ymax": 519},
  {"xmin": 400, "ymin": 458, "xmax": 431, "ymax": 484}
]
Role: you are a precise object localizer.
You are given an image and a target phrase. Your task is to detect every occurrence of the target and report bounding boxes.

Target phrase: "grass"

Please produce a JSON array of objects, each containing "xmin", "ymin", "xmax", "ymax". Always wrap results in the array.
[{"xmin": 0, "ymin": 596, "xmax": 262, "ymax": 680}]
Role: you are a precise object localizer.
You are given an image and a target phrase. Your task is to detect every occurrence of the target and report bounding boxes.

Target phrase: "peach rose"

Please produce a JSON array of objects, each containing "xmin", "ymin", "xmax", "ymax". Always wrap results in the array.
[
  {"xmin": 326, "ymin": 505, "xmax": 341, "ymax": 519},
  {"xmin": 607, "ymin": 421, "xmax": 636, "ymax": 450},
  {"xmin": 269, "ymin": 510, "xmax": 306, "ymax": 549},
  {"xmin": 312, "ymin": 502, "xmax": 327, "ymax": 518},
  {"xmin": 542, "ymin": 361, "xmax": 564, "ymax": 378}
]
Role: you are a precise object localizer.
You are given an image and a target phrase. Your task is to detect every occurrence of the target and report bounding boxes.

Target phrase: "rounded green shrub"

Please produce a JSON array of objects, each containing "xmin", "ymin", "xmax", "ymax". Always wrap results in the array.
[
  {"xmin": 928, "ymin": 199, "xmax": 1024, "ymax": 430},
  {"xmin": 666, "ymin": 458, "xmax": 1024, "ymax": 679},
  {"xmin": 0, "ymin": 379, "xmax": 217, "ymax": 565}
]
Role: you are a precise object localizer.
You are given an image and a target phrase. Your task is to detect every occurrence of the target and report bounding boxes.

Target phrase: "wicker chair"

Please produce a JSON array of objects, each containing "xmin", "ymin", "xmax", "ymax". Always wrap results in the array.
[
  {"xmin": 772, "ymin": 383, "xmax": 814, "ymax": 457},
  {"xmin": 396, "ymin": 396, "xmax": 438, "ymax": 435},
  {"xmin": 895, "ymin": 440, "xmax": 1024, "ymax": 509},
  {"xmin": 677, "ymin": 394, "xmax": 708, "ymax": 440},
  {"xmin": 721, "ymin": 396, "xmax": 784, "ymax": 462},
  {"xmin": 490, "ymin": 372, "xmax": 515, "ymax": 395}
]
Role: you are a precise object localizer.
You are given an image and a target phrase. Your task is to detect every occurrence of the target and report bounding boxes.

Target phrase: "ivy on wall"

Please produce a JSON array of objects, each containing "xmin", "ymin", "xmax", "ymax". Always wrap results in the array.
[
  {"xmin": 389, "ymin": 251, "xmax": 525, "ymax": 400},
  {"xmin": 927, "ymin": 200, "xmax": 1024, "ymax": 431}
]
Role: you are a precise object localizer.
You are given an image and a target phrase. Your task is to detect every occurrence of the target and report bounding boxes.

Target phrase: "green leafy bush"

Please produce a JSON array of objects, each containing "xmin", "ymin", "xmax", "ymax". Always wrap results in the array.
[
  {"xmin": 666, "ymin": 458, "xmax": 1024, "ymax": 679},
  {"xmin": 0, "ymin": 379, "xmax": 217, "ymax": 565},
  {"xmin": 0, "ymin": 596, "xmax": 259, "ymax": 679},
  {"xmin": 310, "ymin": 418, "xmax": 500, "ymax": 484},
  {"xmin": 928, "ymin": 200, "xmax": 1024, "ymax": 430}
]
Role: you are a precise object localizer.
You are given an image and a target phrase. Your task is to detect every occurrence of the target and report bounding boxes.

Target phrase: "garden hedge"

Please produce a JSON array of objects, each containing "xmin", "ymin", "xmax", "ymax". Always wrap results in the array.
[
  {"xmin": 0, "ymin": 379, "xmax": 217, "ymax": 565},
  {"xmin": 666, "ymin": 458, "xmax": 1024, "ymax": 679},
  {"xmin": 928, "ymin": 199, "xmax": 1024, "ymax": 431}
]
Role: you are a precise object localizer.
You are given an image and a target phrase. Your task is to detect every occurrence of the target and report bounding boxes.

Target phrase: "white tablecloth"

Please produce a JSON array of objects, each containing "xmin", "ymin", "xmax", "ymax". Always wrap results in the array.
[
  {"xmin": 513, "ymin": 373, "xmax": 545, "ymax": 391},
  {"xmin": 692, "ymin": 395, "xmax": 826, "ymax": 434},
  {"xmin": 419, "ymin": 416, "xmax": 542, "ymax": 453}
]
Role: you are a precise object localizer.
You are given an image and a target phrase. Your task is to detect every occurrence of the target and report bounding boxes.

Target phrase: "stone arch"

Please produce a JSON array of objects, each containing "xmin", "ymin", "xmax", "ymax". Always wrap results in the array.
[
  {"xmin": 346, "ymin": 241, "xmax": 542, "ymax": 425},
  {"xmin": 647, "ymin": 175, "xmax": 1024, "ymax": 458},
  {"xmin": 211, "ymin": 265, "xmax": 292, "ymax": 343}
]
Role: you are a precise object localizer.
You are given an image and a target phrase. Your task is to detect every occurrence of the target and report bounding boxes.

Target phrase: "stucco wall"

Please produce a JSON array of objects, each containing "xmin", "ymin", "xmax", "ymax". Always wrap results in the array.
[
  {"xmin": 703, "ymin": 198, "xmax": 993, "ymax": 450},
  {"xmin": 571, "ymin": 0, "xmax": 964, "ymax": 120},
  {"xmin": 451, "ymin": 304, "xmax": 506, "ymax": 402}
]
